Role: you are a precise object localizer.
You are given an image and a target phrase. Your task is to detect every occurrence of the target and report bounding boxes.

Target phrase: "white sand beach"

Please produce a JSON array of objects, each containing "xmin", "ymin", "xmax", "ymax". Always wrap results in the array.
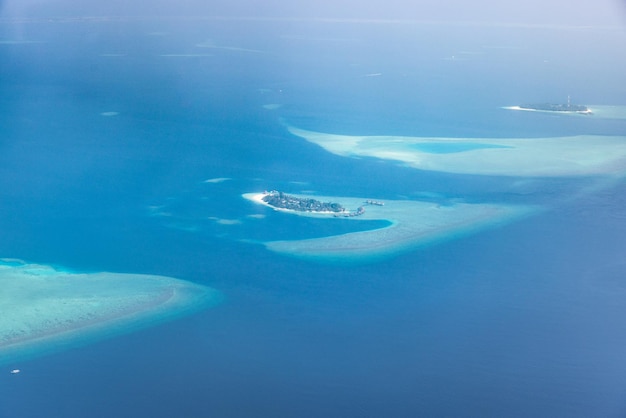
[
  {"xmin": 503, "ymin": 105, "xmax": 593, "ymax": 115},
  {"xmin": 243, "ymin": 192, "xmax": 343, "ymax": 216},
  {"xmin": 504, "ymin": 105, "xmax": 626, "ymax": 119},
  {"xmin": 245, "ymin": 192, "xmax": 532, "ymax": 262}
]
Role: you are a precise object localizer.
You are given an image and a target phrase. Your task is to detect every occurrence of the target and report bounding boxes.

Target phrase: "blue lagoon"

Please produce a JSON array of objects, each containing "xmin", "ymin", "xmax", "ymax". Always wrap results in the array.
[{"xmin": 1, "ymin": 3, "xmax": 626, "ymax": 418}]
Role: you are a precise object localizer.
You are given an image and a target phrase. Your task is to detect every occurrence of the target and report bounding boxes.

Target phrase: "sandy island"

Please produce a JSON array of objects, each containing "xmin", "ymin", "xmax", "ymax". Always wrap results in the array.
[
  {"xmin": 504, "ymin": 105, "xmax": 626, "ymax": 120},
  {"xmin": 503, "ymin": 105, "xmax": 593, "ymax": 115},
  {"xmin": 244, "ymin": 192, "xmax": 341, "ymax": 216},
  {"xmin": 244, "ymin": 192, "xmax": 533, "ymax": 262}
]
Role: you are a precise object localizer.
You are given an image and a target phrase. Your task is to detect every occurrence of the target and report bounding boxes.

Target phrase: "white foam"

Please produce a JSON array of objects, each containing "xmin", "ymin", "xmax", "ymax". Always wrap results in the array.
[
  {"xmin": 208, "ymin": 217, "xmax": 241, "ymax": 225},
  {"xmin": 204, "ymin": 177, "xmax": 231, "ymax": 184}
]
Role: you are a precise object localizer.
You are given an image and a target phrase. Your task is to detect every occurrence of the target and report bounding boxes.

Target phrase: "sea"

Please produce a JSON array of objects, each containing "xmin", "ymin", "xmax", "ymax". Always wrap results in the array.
[{"xmin": 1, "ymin": 7, "xmax": 626, "ymax": 418}]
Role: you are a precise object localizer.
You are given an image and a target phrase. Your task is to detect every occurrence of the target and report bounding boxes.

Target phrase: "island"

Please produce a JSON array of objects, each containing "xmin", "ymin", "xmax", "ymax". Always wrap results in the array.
[
  {"xmin": 257, "ymin": 190, "xmax": 377, "ymax": 217},
  {"xmin": 261, "ymin": 190, "xmax": 346, "ymax": 213},
  {"xmin": 244, "ymin": 192, "xmax": 532, "ymax": 263},
  {"xmin": 505, "ymin": 97, "xmax": 593, "ymax": 115},
  {"xmin": 517, "ymin": 102, "xmax": 592, "ymax": 114}
]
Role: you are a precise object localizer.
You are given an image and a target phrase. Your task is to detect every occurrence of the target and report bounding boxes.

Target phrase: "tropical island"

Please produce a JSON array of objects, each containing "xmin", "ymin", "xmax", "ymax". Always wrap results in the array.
[
  {"xmin": 261, "ymin": 190, "xmax": 346, "ymax": 213},
  {"xmin": 518, "ymin": 103, "xmax": 591, "ymax": 114},
  {"xmin": 506, "ymin": 97, "xmax": 592, "ymax": 114},
  {"xmin": 243, "ymin": 191, "xmax": 531, "ymax": 263},
  {"xmin": 245, "ymin": 191, "xmax": 383, "ymax": 218}
]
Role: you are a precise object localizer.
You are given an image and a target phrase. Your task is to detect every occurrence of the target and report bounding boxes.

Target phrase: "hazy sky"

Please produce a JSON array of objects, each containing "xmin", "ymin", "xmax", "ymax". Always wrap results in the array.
[{"xmin": 2, "ymin": 0, "xmax": 626, "ymax": 27}]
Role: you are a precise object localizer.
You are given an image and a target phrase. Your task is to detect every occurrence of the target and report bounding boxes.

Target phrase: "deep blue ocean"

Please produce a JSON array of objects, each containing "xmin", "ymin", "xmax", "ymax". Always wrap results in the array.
[{"xmin": 1, "ymin": 10, "xmax": 626, "ymax": 418}]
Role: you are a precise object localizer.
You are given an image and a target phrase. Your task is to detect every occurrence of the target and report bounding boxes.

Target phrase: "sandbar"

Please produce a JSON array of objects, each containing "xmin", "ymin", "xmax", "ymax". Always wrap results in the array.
[
  {"xmin": 244, "ymin": 192, "xmax": 532, "ymax": 262},
  {"xmin": 287, "ymin": 126, "xmax": 626, "ymax": 177},
  {"xmin": 0, "ymin": 260, "xmax": 221, "ymax": 364},
  {"xmin": 204, "ymin": 177, "xmax": 231, "ymax": 184}
]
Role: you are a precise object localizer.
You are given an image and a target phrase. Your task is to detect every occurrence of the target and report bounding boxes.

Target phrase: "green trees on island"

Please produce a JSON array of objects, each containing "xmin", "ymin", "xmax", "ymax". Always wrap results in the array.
[{"xmin": 262, "ymin": 191, "xmax": 345, "ymax": 213}]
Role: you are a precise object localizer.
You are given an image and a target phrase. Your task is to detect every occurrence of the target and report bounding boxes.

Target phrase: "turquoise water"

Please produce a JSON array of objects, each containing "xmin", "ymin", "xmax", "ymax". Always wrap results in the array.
[
  {"xmin": 408, "ymin": 142, "xmax": 513, "ymax": 153},
  {"xmin": 1, "ymin": 9, "xmax": 626, "ymax": 418}
]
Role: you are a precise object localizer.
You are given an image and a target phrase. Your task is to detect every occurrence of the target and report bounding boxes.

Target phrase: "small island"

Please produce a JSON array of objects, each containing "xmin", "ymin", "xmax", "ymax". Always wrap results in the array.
[
  {"xmin": 261, "ymin": 190, "xmax": 345, "ymax": 213},
  {"xmin": 507, "ymin": 96, "xmax": 592, "ymax": 115},
  {"xmin": 245, "ymin": 191, "xmax": 379, "ymax": 218},
  {"xmin": 518, "ymin": 103, "xmax": 591, "ymax": 114},
  {"xmin": 244, "ymin": 192, "xmax": 531, "ymax": 263}
]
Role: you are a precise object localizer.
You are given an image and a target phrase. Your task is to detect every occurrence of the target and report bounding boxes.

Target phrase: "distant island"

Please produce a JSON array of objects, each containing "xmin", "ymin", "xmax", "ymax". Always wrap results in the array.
[
  {"xmin": 518, "ymin": 103, "xmax": 592, "ymax": 114},
  {"xmin": 507, "ymin": 97, "xmax": 592, "ymax": 115},
  {"xmin": 261, "ymin": 190, "xmax": 345, "ymax": 213}
]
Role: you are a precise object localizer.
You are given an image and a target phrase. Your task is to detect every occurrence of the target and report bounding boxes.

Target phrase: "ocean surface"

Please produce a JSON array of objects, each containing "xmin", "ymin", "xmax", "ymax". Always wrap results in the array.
[{"xmin": 1, "ymin": 11, "xmax": 626, "ymax": 418}]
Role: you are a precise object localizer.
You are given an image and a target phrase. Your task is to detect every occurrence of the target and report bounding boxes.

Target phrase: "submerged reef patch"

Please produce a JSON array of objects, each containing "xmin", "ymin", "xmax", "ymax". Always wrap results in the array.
[
  {"xmin": 0, "ymin": 260, "xmax": 221, "ymax": 364},
  {"xmin": 287, "ymin": 126, "xmax": 626, "ymax": 177}
]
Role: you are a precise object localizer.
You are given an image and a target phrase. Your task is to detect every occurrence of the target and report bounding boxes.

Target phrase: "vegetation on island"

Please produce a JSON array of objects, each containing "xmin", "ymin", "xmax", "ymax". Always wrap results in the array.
[
  {"xmin": 262, "ymin": 191, "xmax": 345, "ymax": 213},
  {"xmin": 519, "ymin": 103, "xmax": 590, "ymax": 113}
]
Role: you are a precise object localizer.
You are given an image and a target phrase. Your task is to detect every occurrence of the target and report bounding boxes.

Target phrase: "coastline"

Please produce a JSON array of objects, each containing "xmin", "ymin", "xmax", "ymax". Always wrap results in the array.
[
  {"xmin": 503, "ymin": 105, "xmax": 593, "ymax": 115},
  {"xmin": 243, "ymin": 192, "xmax": 343, "ymax": 216},
  {"xmin": 243, "ymin": 192, "xmax": 533, "ymax": 263}
]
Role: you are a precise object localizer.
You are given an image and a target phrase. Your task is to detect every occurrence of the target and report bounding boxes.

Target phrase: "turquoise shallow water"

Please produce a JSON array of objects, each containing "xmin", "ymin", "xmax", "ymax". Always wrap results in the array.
[
  {"xmin": 408, "ymin": 142, "xmax": 513, "ymax": 153},
  {"xmin": 1, "ymin": 11, "xmax": 626, "ymax": 418}
]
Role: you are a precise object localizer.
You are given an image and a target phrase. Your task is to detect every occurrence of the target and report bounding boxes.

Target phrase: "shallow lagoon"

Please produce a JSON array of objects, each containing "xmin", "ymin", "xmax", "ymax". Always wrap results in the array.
[
  {"xmin": 287, "ymin": 126, "xmax": 626, "ymax": 177},
  {"xmin": 2, "ymin": 9, "xmax": 626, "ymax": 418},
  {"xmin": 408, "ymin": 141, "xmax": 513, "ymax": 153},
  {"xmin": 244, "ymin": 193, "xmax": 532, "ymax": 262},
  {"xmin": 0, "ymin": 260, "xmax": 221, "ymax": 365}
]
